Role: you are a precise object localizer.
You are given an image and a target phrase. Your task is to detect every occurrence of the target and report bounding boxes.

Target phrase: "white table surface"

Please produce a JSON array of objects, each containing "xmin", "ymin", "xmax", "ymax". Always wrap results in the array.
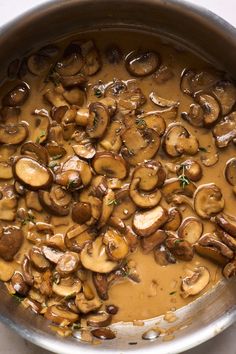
[{"xmin": 0, "ymin": 0, "xmax": 235, "ymax": 353}]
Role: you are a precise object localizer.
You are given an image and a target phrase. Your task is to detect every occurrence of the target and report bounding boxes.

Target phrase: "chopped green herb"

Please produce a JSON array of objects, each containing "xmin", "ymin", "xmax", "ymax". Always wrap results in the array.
[
  {"xmin": 199, "ymin": 146, "xmax": 208, "ymax": 152},
  {"xmin": 52, "ymin": 154, "xmax": 63, "ymax": 160},
  {"xmin": 21, "ymin": 213, "xmax": 36, "ymax": 226},
  {"xmin": 72, "ymin": 323, "xmax": 81, "ymax": 331},
  {"xmin": 93, "ymin": 111, "xmax": 99, "ymax": 128},
  {"xmin": 174, "ymin": 239, "xmax": 184, "ymax": 245},
  {"xmin": 94, "ymin": 87, "xmax": 102, "ymax": 98},
  {"xmin": 36, "ymin": 130, "xmax": 46, "ymax": 143},
  {"xmin": 107, "ymin": 199, "xmax": 118, "ymax": 206},
  {"xmin": 135, "ymin": 117, "xmax": 146, "ymax": 127},
  {"xmin": 127, "ymin": 148, "xmax": 135, "ymax": 156},
  {"xmin": 12, "ymin": 294, "xmax": 25, "ymax": 302},
  {"xmin": 178, "ymin": 164, "xmax": 190, "ymax": 188},
  {"xmin": 67, "ymin": 179, "xmax": 78, "ymax": 190},
  {"xmin": 169, "ymin": 291, "xmax": 176, "ymax": 295},
  {"xmin": 48, "ymin": 161, "xmax": 59, "ymax": 170}
]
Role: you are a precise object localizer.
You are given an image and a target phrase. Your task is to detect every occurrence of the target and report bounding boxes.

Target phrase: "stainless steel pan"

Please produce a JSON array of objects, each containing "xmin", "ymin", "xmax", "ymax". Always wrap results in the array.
[{"xmin": 0, "ymin": 1, "xmax": 235, "ymax": 353}]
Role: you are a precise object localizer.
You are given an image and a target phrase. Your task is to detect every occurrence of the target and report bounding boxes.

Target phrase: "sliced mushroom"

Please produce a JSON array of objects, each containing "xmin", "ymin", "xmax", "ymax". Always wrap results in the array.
[
  {"xmin": 112, "ymin": 187, "xmax": 136, "ymax": 220},
  {"xmin": 137, "ymin": 111, "xmax": 166, "ymax": 136},
  {"xmin": 149, "ymin": 91, "xmax": 179, "ymax": 108},
  {"xmin": 162, "ymin": 178, "xmax": 196, "ymax": 203},
  {"xmin": 0, "ymin": 226, "xmax": 23, "ymax": 261},
  {"xmin": 73, "ymin": 142, "xmax": 96, "ymax": 160},
  {"xmin": 0, "ymin": 185, "xmax": 18, "ymax": 221},
  {"xmin": 181, "ymin": 267, "xmax": 210, "ymax": 297},
  {"xmin": 212, "ymin": 80, "xmax": 236, "ymax": 115},
  {"xmin": 129, "ymin": 177, "xmax": 162, "ymax": 208},
  {"xmin": 63, "ymin": 88, "xmax": 85, "ymax": 106},
  {"xmin": 55, "ymin": 43, "xmax": 83, "ymax": 76},
  {"xmin": 165, "ymin": 232, "xmax": 194, "ymax": 261},
  {"xmin": 0, "ymin": 123, "xmax": 28, "ymax": 145},
  {"xmin": 99, "ymin": 121, "xmax": 123, "ymax": 152},
  {"xmin": 133, "ymin": 205, "xmax": 168, "ymax": 237},
  {"xmin": 164, "ymin": 207, "xmax": 182, "ymax": 231},
  {"xmin": 29, "ymin": 247, "xmax": 50, "ymax": 271},
  {"xmin": 217, "ymin": 230, "xmax": 236, "ymax": 251},
  {"xmin": 52, "ymin": 277, "xmax": 81, "ymax": 298},
  {"xmin": 133, "ymin": 160, "xmax": 166, "ymax": 191},
  {"xmin": 80, "ymin": 236, "xmax": 118, "ymax": 273},
  {"xmin": 91, "ymin": 328, "xmax": 116, "ymax": 340},
  {"xmin": 180, "ymin": 68, "xmax": 220, "ymax": 96},
  {"xmin": 75, "ymin": 292, "xmax": 102, "ymax": 314},
  {"xmin": 42, "ymin": 246, "xmax": 64, "ymax": 264},
  {"xmin": 223, "ymin": 260, "xmax": 236, "ymax": 279},
  {"xmin": 13, "ymin": 157, "xmax": 53, "ymax": 190},
  {"xmin": 79, "ymin": 189, "xmax": 102, "ymax": 223},
  {"xmin": 86, "ymin": 102, "xmax": 109, "ymax": 138},
  {"xmin": 194, "ymin": 184, "xmax": 224, "ymax": 219},
  {"xmin": 225, "ymin": 158, "xmax": 236, "ymax": 186},
  {"xmin": 215, "ymin": 212, "xmax": 236, "ymax": 237},
  {"xmin": 81, "ymin": 40, "xmax": 101, "ymax": 76},
  {"xmin": 154, "ymin": 245, "xmax": 176, "ymax": 266},
  {"xmin": 98, "ymin": 189, "xmax": 115, "ymax": 228},
  {"xmin": 125, "ymin": 51, "xmax": 160, "ymax": 77},
  {"xmin": 92, "ymin": 273, "xmax": 109, "ymax": 300},
  {"xmin": 163, "ymin": 124, "xmax": 199, "ymax": 157},
  {"xmin": 62, "ymin": 156, "xmax": 92, "ymax": 186},
  {"xmin": 65, "ymin": 228, "xmax": 94, "ymax": 253},
  {"xmin": 60, "ymin": 73, "xmax": 87, "ymax": 89},
  {"xmin": 213, "ymin": 112, "xmax": 236, "ymax": 148},
  {"xmin": 141, "ymin": 230, "xmax": 167, "ymax": 253},
  {"xmin": 75, "ymin": 107, "xmax": 89, "ymax": 126},
  {"xmin": 92, "ymin": 151, "xmax": 128, "ymax": 179},
  {"xmin": 2, "ymin": 82, "xmax": 30, "ymax": 107},
  {"xmin": 11, "ymin": 271, "xmax": 29, "ymax": 296},
  {"xmin": 153, "ymin": 65, "xmax": 174, "ymax": 84},
  {"xmin": 178, "ymin": 217, "xmax": 203, "ymax": 244},
  {"xmin": 86, "ymin": 311, "xmax": 112, "ymax": 327},
  {"xmin": 72, "ymin": 202, "xmax": 92, "ymax": 224},
  {"xmin": 176, "ymin": 160, "xmax": 202, "ymax": 182},
  {"xmin": 46, "ymin": 143, "xmax": 66, "ymax": 159},
  {"xmin": 21, "ymin": 256, "xmax": 34, "ymax": 286},
  {"xmin": 0, "ymin": 161, "xmax": 13, "ymax": 180},
  {"xmin": 103, "ymin": 228, "xmax": 129, "ymax": 261},
  {"xmin": 55, "ymin": 170, "xmax": 82, "ymax": 191},
  {"xmin": 56, "ymin": 252, "xmax": 80, "ymax": 276},
  {"xmin": 45, "ymin": 305, "xmax": 79, "ymax": 326},
  {"xmin": 27, "ymin": 54, "xmax": 51, "ymax": 76},
  {"xmin": 21, "ymin": 141, "xmax": 49, "ymax": 165},
  {"xmin": 39, "ymin": 186, "xmax": 71, "ymax": 216}
]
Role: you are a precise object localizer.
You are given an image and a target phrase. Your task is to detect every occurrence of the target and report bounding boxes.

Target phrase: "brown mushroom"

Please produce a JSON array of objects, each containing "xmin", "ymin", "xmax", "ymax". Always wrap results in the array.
[
  {"xmin": 62, "ymin": 156, "xmax": 92, "ymax": 186},
  {"xmin": 27, "ymin": 54, "xmax": 51, "ymax": 76},
  {"xmin": 141, "ymin": 230, "xmax": 167, "ymax": 253},
  {"xmin": 181, "ymin": 267, "xmax": 210, "ymax": 297},
  {"xmin": 11, "ymin": 271, "xmax": 29, "ymax": 296},
  {"xmin": 178, "ymin": 217, "xmax": 203, "ymax": 244},
  {"xmin": 163, "ymin": 207, "xmax": 182, "ymax": 231},
  {"xmin": 86, "ymin": 311, "xmax": 112, "ymax": 327},
  {"xmin": 225, "ymin": 158, "xmax": 236, "ymax": 186},
  {"xmin": 223, "ymin": 260, "xmax": 236, "ymax": 279},
  {"xmin": 0, "ymin": 226, "xmax": 23, "ymax": 261},
  {"xmin": 81, "ymin": 40, "xmax": 102, "ymax": 76},
  {"xmin": 46, "ymin": 143, "xmax": 66, "ymax": 159},
  {"xmin": 154, "ymin": 245, "xmax": 176, "ymax": 266},
  {"xmin": 149, "ymin": 91, "xmax": 179, "ymax": 109},
  {"xmin": 91, "ymin": 328, "xmax": 116, "ymax": 340},
  {"xmin": 217, "ymin": 230, "xmax": 236, "ymax": 251},
  {"xmin": 56, "ymin": 252, "xmax": 80, "ymax": 276},
  {"xmin": 65, "ymin": 228, "xmax": 94, "ymax": 253},
  {"xmin": 215, "ymin": 212, "xmax": 236, "ymax": 237},
  {"xmin": 129, "ymin": 177, "xmax": 162, "ymax": 208},
  {"xmin": 86, "ymin": 102, "xmax": 110, "ymax": 138},
  {"xmin": 103, "ymin": 228, "xmax": 129, "ymax": 261},
  {"xmin": 0, "ymin": 123, "xmax": 28, "ymax": 145},
  {"xmin": 45, "ymin": 305, "xmax": 79, "ymax": 326},
  {"xmin": 176, "ymin": 160, "xmax": 202, "ymax": 182},
  {"xmin": 180, "ymin": 68, "xmax": 220, "ymax": 96},
  {"xmin": 13, "ymin": 157, "xmax": 53, "ymax": 190},
  {"xmin": 132, "ymin": 160, "xmax": 166, "ymax": 191},
  {"xmin": 55, "ymin": 170, "xmax": 82, "ymax": 191},
  {"xmin": 55, "ymin": 43, "xmax": 83, "ymax": 76},
  {"xmin": 0, "ymin": 185, "xmax": 18, "ymax": 221},
  {"xmin": 21, "ymin": 256, "xmax": 34, "ymax": 286},
  {"xmin": 92, "ymin": 151, "xmax": 128, "ymax": 179},
  {"xmin": 125, "ymin": 51, "xmax": 160, "ymax": 77},
  {"xmin": 21, "ymin": 141, "xmax": 49, "ymax": 165},
  {"xmin": 29, "ymin": 247, "xmax": 50, "ymax": 271},
  {"xmin": 52, "ymin": 277, "xmax": 81, "ymax": 297},
  {"xmin": 138, "ymin": 112, "xmax": 166, "ymax": 136},
  {"xmin": 165, "ymin": 232, "xmax": 194, "ymax": 261},
  {"xmin": 80, "ymin": 236, "xmax": 118, "ymax": 273},
  {"xmin": 162, "ymin": 178, "xmax": 196, "ymax": 203},
  {"xmin": 42, "ymin": 246, "xmax": 64, "ymax": 264},
  {"xmin": 75, "ymin": 292, "xmax": 102, "ymax": 314},
  {"xmin": 212, "ymin": 80, "xmax": 236, "ymax": 115},
  {"xmin": 2, "ymin": 82, "xmax": 30, "ymax": 107},
  {"xmin": 193, "ymin": 184, "xmax": 224, "ymax": 219},
  {"xmin": 153, "ymin": 65, "xmax": 174, "ymax": 84},
  {"xmin": 92, "ymin": 273, "xmax": 109, "ymax": 300},
  {"xmin": 39, "ymin": 186, "xmax": 71, "ymax": 216},
  {"xmin": 98, "ymin": 189, "xmax": 116, "ymax": 228},
  {"xmin": 133, "ymin": 205, "xmax": 168, "ymax": 237},
  {"xmin": 112, "ymin": 188, "xmax": 136, "ymax": 220},
  {"xmin": 99, "ymin": 120, "xmax": 123, "ymax": 152},
  {"xmin": 72, "ymin": 202, "xmax": 92, "ymax": 224},
  {"xmin": 163, "ymin": 124, "xmax": 199, "ymax": 157},
  {"xmin": 213, "ymin": 112, "xmax": 236, "ymax": 148},
  {"xmin": 0, "ymin": 161, "xmax": 13, "ymax": 180}
]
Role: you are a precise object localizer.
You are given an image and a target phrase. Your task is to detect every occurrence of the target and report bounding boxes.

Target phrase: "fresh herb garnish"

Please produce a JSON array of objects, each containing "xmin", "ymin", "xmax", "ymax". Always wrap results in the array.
[
  {"xmin": 199, "ymin": 146, "xmax": 208, "ymax": 152},
  {"xmin": 107, "ymin": 199, "xmax": 119, "ymax": 206},
  {"xmin": 94, "ymin": 88, "xmax": 102, "ymax": 98},
  {"xmin": 178, "ymin": 164, "xmax": 190, "ymax": 188},
  {"xmin": 174, "ymin": 239, "xmax": 184, "ymax": 245},
  {"xmin": 21, "ymin": 213, "xmax": 36, "ymax": 226},
  {"xmin": 169, "ymin": 291, "xmax": 177, "ymax": 295},
  {"xmin": 67, "ymin": 179, "xmax": 78, "ymax": 190},
  {"xmin": 36, "ymin": 130, "xmax": 46, "ymax": 143},
  {"xmin": 72, "ymin": 323, "xmax": 81, "ymax": 331},
  {"xmin": 12, "ymin": 294, "xmax": 25, "ymax": 302},
  {"xmin": 52, "ymin": 154, "xmax": 63, "ymax": 160},
  {"xmin": 48, "ymin": 161, "xmax": 59, "ymax": 170},
  {"xmin": 135, "ymin": 117, "xmax": 146, "ymax": 127}
]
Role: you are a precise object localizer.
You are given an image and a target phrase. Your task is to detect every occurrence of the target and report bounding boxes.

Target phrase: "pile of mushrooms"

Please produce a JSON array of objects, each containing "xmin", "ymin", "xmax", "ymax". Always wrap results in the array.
[{"xmin": 0, "ymin": 37, "xmax": 235, "ymax": 342}]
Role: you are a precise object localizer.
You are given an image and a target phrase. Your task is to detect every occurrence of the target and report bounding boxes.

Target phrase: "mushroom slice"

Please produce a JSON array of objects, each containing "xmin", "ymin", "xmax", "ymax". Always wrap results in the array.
[
  {"xmin": 138, "ymin": 112, "xmax": 166, "ymax": 136},
  {"xmin": 46, "ymin": 144, "xmax": 66, "ymax": 159},
  {"xmin": 55, "ymin": 170, "xmax": 82, "ymax": 191},
  {"xmin": 81, "ymin": 40, "xmax": 102, "ymax": 76},
  {"xmin": 55, "ymin": 43, "xmax": 83, "ymax": 76},
  {"xmin": 103, "ymin": 228, "xmax": 129, "ymax": 261},
  {"xmin": 72, "ymin": 142, "xmax": 96, "ymax": 160},
  {"xmin": 225, "ymin": 158, "xmax": 236, "ymax": 186},
  {"xmin": 79, "ymin": 188, "xmax": 102, "ymax": 223},
  {"xmin": 11, "ymin": 271, "xmax": 29, "ymax": 296},
  {"xmin": 99, "ymin": 97, "xmax": 117, "ymax": 117},
  {"xmin": 42, "ymin": 246, "xmax": 64, "ymax": 264},
  {"xmin": 149, "ymin": 91, "xmax": 179, "ymax": 108},
  {"xmin": 121, "ymin": 127, "xmax": 161, "ymax": 165},
  {"xmin": 112, "ymin": 188, "xmax": 136, "ymax": 220},
  {"xmin": 65, "ymin": 229, "xmax": 94, "ymax": 253},
  {"xmin": 141, "ymin": 230, "xmax": 167, "ymax": 253},
  {"xmin": 29, "ymin": 247, "xmax": 50, "ymax": 271},
  {"xmin": 129, "ymin": 177, "xmax": 162, "ymax": 209},
  {"xmin": 177, "ymin": 160, "xmax": 202, "ymax": 182},
  {"xmin": 45, "ymin": 305, "xmax": 79, "ymax": 326},
  {"xmin": 180, "ymin": 68, "xmax": 195, "ymax": 95},
  {"xmin": 92, "ymin": 152, "xmax": 128, "ymax": 179},
  {"xmin": 92, "ymin": 273, "xmax": 109, "ymax": 300},
  {"xmin": 2, "ymin": 82, "xmax": 30, "ymax": 107},
  {"xmin": 0, "ymin": 161, "xmax": 13, "ymax": 180},
  {"xmin": 153, "ymin": 65, "xmax": 174, "ymax": 84},
  {"xmin": 27, "ymin": 53, "xmax": 51, "ymax": 76},
  {"xmin": 213, "ymin": 112, "xmax": 236, "ymax": 148},
  {"xmin": 31, "ymin": 115, "xmax": 50, "ymax": 144},
  {"xmin": 163, "ymin": 124, "xmax": 199, "ymax": 157},
  {"xmin": 181, "ymin": 267, "xmax": 210, "ymax": 297},
  {"xmin": 60, "ymin": 73, "xmax": 87, "ymax": 88},
  {"xmin": 56, "ymin": 252, "xmax": 80, "ymax": 276},
  {"xmin": 62, "ymin": 156, "xmax": 92, "ymax": 187},
  {"xmin": 80, "ymin": 236, "xmax": 118, "ymax": 273},
  {"xmin": 212, "ymin": 80, "xmax": 236, "ymax": 115},
  {"xmin": 125, "ymin": 51, "xmax": 160, "ymax": 77},
  {"xmin": 52, "ymin": 277, "xmax": 81, "ymax": 297},
  {"xmin": 165, "ymin": 232, "xmax": 194, "ymax": 261},
  {"xmin": 99, "ymin": 121, "xmax": 123, "ymax": 152},
  {"xmin": 0, "ymin": 123, "xmax": 28, "ymax": 145},
  {"xmin": 86, "ymin": 102, "xmax": 110, "ymax": 138},
  {"xmin": 39, "ymin": 186, "xmax": 71, "ymax": 216},
  {"xmin": 21, "ymin": 141, "xmax": 49, "ymax": 165},
  {"xmin": 162, "ymin": 178, "xmax": 196, "ymax": 203},
  {"xmin": 178, "ymin": 217, "xmax": 203, "ymax": 244},
  {"xmin": 75, "ymin": 293, "xmax": 102, "ymax": 314},
  {"xmin": 194, "ymin": 93, "xmax": 220, "ymax": 126},
  {"xmin": 44, "ymin": 89, "xmax": 69, "ymax": 108},
  {"xmin": 0, "ymin": 226, "xmax": 23, "ymax": 261},
  {"xmin": 86, "ymin": 311, "xmax": 112, "ymax": 328},
  {"xmin": 164, "ymin": 207, "xmax": 182, "ymax": 231},
  {"xmin": 154, "ymin": 245, "xmax": 176, "ymax": 266},
  {"xmin": 193, "ymin": 183, "xmax": 224, "ymax": 219},
  {"xmin": 133, "ymin": 205, "xmax": 168, "ymax": 237},
  {"xmin": 223, "ymin": 260, "xmax": 236, "ymax": 279},
  {"xmin": 215, "ymin": 212, "xmax": 236, "ymax": 237},
  {"xmin": 217, "ymin": 230, "xmax": 236, "ymax": 251},
  {"xmin": 13, "ymin": 157, "xmax": 53, "ymax": 190},
  {"xmin": 196, "ymin": 233, "xmax": 234, "ymax": 261},
  {"xmin": 132, "ymin": 160, "xmax": 166, "ymax": 191},
  {"xmin": 98, "ymin": 189, "xmax": 115, "ymax": 228},
  {"xmin": 72, "ymin": 202, "xmax": 92, "ymax": 224},
  {"xmin": 0, "ymin": 186, "xmax": 18, "ymax": 221}
]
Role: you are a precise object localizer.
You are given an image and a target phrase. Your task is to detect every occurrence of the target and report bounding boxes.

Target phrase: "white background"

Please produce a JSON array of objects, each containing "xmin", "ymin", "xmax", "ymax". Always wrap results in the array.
[{"xmin": 0, "ymin": 1, "xmax": 235, "ymax": 353}]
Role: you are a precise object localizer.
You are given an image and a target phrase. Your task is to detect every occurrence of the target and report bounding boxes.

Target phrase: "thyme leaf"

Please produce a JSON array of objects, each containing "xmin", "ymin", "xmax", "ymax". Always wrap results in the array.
[
  {"xmin": 169, "ymin": 291, "xmax": 176, "ymax": 295},
  {"xmin": 199, "ymin": 146, "xmax": 208, "ymax": 152},
  {"xmin": 178, "ymin": 164, "xmax": 190, "ymax": 188},
  {"xmin": 21, "ymin": 213, "xmax": 36, "ymax": 226},
  {"xmin": 107, "ymin": 199, "xmax": 118, "ymax": 206}
]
